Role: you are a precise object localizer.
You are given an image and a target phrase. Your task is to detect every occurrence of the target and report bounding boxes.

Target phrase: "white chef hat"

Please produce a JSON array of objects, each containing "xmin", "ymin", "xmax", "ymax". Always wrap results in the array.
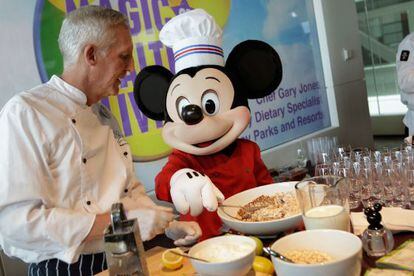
[{"xmin": 159, "ymin": 9, "xmax": 224, "ymax": 73}]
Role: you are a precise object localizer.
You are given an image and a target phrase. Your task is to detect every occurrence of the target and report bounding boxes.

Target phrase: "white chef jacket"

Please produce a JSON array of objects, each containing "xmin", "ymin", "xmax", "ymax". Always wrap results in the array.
[
  {"xmin": 396, "ymin": 33, "xmax": 414, "ymax": 135},
  {"xmin": 0, "ymin": 75, "xmax": 156, "ymax": 264}
]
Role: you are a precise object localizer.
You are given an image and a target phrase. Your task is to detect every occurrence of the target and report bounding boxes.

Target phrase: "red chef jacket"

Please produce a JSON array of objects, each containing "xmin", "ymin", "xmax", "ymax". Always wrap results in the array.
[{"xmin": 155, "ymin": 139, "xmax": 273, "ymax": 240}]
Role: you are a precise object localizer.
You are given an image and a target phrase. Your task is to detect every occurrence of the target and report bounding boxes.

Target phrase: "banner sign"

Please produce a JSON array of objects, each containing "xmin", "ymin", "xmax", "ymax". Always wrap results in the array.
[{"xmin": 33, "ymin": 0, "xmax": 330, "ymax": 161}]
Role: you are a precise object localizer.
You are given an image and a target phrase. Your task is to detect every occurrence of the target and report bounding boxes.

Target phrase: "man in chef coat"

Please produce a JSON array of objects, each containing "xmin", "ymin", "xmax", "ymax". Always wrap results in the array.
[
  {"xmin": 397, "ymin": 33, "xmax": 414, "ymax": 138},
  {"xmin": 0, "ymin": 5, "xmax": 201, "ymax": 275}
]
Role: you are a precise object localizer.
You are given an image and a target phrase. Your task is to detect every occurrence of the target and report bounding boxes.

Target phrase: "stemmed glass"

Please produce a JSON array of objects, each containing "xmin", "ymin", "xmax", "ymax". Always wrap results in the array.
[
  {"xmin": 334, "ymin": 162, "xmax": 360, "ymax": 210},
  {"xmin": 359, "ymin": 167, "xmax": 374, "ymax": 208},
  {"xmin": 372, "ymin": 162, "xmax": 385, "ymax": 203},
  {"xmin": 383, "ymin": 167, "xmax": 396, "ymax": 207},
  {"xmin": 405, "ymin": 168, "xmax": 414, "ymax": 209},
  {"xmin": 391, "ymin": 162, "xmax": 407, "ymax": 208},
  {"xmin": 314, "ymin": 152, "xmax": 331, "ymax": 176},
  {"xmin": 314, "ymin": 163, "xmax": 332, "ymax": 176}
]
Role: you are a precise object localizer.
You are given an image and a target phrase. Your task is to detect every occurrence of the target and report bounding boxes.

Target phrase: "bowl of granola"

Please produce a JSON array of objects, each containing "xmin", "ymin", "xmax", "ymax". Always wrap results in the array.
[
  {"xmin": 270, "ymin": 229, "xmax": 362, "ymax": 276},
  {"xmin": 217, "ymin": 182, "xmax": 302, "ymax": 236}
]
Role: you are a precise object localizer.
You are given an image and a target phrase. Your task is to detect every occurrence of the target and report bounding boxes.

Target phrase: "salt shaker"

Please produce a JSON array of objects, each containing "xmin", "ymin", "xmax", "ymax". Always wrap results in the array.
[{"xmin": 361, "ymin": 203, "xmax": 394, "ymax": 257}]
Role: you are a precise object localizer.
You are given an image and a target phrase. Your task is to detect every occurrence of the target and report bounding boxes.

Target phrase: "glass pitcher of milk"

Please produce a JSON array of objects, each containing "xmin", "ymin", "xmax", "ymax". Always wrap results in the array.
[{"xmin": 295, "ymin": 176, "xmax": 350, "ymax": 231}]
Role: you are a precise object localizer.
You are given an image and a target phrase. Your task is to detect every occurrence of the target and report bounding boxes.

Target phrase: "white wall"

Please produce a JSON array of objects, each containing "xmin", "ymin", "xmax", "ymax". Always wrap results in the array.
[
  {"xmin": 0, "ymin": 1, "xmax": 40, "ymax": 105},
  {"xmin": 260, "ymin": 0, "xmax": 374, "ymax": 169}
]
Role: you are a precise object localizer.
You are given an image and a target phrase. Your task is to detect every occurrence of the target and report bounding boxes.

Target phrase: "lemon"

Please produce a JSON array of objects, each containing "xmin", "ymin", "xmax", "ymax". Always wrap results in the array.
[
  {"xmin": 252, "ymin": 256, "xmax": 274, "ymax": 275},
  {"xmin": 161, "ymin": 248, "xmax": 184, "ymax": 270},
  {"xmin": 249, "ymin": 236, "xmax": 263, "ymax": 255}
]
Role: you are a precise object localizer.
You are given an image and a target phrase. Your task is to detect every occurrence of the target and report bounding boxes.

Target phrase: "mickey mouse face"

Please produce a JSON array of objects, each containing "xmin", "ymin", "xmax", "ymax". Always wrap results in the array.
[
  {"xmin": 166, "ymin": 68, "xmax": 233, "ymax": 123},
  {"xmin": 133, "ymin": 40, "xmax": 283, "ymax": 156},
  {"xmin": 163, "ymin": 67, "xmax": 251, "ymax": 155}
]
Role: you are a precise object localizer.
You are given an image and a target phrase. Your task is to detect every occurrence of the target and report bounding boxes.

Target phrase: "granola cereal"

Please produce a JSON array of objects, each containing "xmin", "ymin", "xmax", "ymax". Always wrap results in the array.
[
  {"xmin": 284, "ymin": 249, "xmax": 333, "ymax": 264},
  {"xmin": 237, "ymin": 192, "xmax": 300, "ymax": 222}
]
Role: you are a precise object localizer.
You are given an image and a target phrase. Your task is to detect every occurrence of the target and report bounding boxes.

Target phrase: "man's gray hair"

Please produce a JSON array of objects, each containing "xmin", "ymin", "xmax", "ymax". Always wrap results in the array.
[{"xmin": 58, "ymin": 5, "xmax": 129, "ymax": 69}]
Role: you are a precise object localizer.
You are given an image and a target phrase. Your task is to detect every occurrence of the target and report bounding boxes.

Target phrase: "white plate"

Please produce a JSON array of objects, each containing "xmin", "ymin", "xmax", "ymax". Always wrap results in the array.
[{"xmin": 217, "ymin": 182, "xmax": 303, "ymax": 236}]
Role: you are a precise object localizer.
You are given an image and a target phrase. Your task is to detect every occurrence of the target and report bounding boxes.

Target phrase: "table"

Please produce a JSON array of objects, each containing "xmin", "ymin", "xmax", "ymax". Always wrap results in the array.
[
  {"xmin": 97, "ymin": 230, "xmax": 414, "ymax": 275},
  {"xmin": 96, "ymin": 234, "xmax": 258, "ymax": 275},
  {"xmin": 141, "ymin": 235, "xmax": 256, "ymax": 275}
]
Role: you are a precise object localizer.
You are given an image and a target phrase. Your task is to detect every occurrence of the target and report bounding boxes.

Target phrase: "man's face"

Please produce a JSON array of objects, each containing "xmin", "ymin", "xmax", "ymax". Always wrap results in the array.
[{"xmin": 92, "ymin": 25, "xmax": 134, "ymax": 102}]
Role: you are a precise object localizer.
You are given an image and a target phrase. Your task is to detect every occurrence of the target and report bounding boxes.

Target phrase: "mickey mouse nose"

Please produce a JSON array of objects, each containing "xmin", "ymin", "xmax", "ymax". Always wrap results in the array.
[{"xmin": 181, "ymin": 105, "xmax": 203, "ymax": 125}]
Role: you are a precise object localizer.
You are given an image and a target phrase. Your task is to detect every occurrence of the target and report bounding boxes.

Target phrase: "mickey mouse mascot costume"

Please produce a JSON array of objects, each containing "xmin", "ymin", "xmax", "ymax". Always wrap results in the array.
[{"xmin": 134, "ymin": 9, "xmax": 283, "ymax": 240}]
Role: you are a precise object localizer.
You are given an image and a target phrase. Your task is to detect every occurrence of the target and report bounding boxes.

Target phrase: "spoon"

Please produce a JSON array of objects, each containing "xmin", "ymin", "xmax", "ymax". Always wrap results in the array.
[
  {"xmin": 218, "ymin": 204, "xmax": 266, "ymax": 220},
  {"xmin": 169, "ymin": 250, "xmax": 210, "ymax": 263},
  {"xmin": 219, "ymin": 204, "xmax": 265, "ymax": 212},
  {"xmin": 263, "ymin": 247, "xmax": 295, "ymax": 263}
]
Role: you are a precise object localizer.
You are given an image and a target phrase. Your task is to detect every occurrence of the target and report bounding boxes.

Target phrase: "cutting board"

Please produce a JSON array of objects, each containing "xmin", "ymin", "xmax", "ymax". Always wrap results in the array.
[{"xmin": 96, "ymin": 246, "xmax": 263, "ymax": 275}]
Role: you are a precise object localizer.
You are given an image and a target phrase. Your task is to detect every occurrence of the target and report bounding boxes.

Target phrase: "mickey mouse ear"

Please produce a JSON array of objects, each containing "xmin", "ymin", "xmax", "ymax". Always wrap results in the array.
[
  {"xmin": 133, "ymin": 65, "xmax": 173, "ymax": 121},
  {"xmin": 226, "ymin": 40, "xmax": 283, "ymax": 99}
]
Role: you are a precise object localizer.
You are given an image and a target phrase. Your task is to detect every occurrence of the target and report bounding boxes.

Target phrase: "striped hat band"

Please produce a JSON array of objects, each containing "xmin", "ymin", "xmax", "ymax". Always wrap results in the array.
[{"xmin": 174, "ymin": 44, "xmax": 224, "ymax": 62}]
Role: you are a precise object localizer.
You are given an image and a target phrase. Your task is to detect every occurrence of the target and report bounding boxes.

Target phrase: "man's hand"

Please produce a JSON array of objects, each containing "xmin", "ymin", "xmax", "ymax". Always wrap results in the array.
[
  {"xmin": 165, "ymin": 220, "xmax": 202, "ymax": 246},
  {"xmin": 121, "ymin": 197, "xmax": 175, "ymax": 241},
  {"xmin": 125, "ymin": 206, "xmax": 175, "ymax": 241},
  {"xmin": 170, "ymin": 169, "xmax": 225, "ymax": 216}
]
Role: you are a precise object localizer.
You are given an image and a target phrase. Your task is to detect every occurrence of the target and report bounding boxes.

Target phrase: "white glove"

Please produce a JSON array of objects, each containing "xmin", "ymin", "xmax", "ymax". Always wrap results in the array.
[
  {"xmin": 121, "ymin": 197, "xmax": 175, "ymax": 241},
  {"xmin": 165, "ymin": 220, "xmax": 202, "ymax": 246},
  {"xmin": 170, "ymin": 169, "xmax": 225, "ymax": 216}
]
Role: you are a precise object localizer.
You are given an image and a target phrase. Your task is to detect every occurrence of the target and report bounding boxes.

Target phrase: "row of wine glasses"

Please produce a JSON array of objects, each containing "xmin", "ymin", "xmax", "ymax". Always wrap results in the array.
[{"xmin": 311, "ymin": 143, "xmax": 414, "ymax": 210}]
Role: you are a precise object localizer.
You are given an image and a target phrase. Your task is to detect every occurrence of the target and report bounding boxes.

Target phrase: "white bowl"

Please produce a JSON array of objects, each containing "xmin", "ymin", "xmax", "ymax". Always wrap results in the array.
[
  {"xmin": 188, "ymin": 235, "xmax": 256, "ymax": 276},
  {"xmin": 271, "ymin": 229, "xmax": 363, "ymax": 276},
  {"xmin": 217, "ymin": 182, "xmax": 302, "ymax": 236}
]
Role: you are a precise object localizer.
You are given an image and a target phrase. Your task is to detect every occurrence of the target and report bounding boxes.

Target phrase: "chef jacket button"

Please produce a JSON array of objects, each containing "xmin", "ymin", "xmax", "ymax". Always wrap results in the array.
[
  {"xmin": 82, "ymin": 158, "xmax": 87, "ymax": 164},
  {"xmin": 123, "ymin": 152, "xmax": 128, "ymax": 156},
  {"xmin": 124, "ymin": 188, "xmax": 128, "ymax": 193},
  {"xmin": 86, "ymin": 200, "xmax": 91, "ymax": 205},
  {"xmin": 71, "ymin": 119, "xmax": 76, "ymax": 124},
  {"xmin": 246, "ymin": 168, "xmax": 251, "ymax": 173}
]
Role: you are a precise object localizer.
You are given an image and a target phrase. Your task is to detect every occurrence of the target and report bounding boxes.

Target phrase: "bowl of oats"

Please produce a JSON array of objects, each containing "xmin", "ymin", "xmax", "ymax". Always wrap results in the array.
[
  {"xmin": 217, "ymin": 182, "xmax": 302, "ymax": 236},
  {"xmin": 270, "ymin": 229, "xmax": 362, "ymax": 276}
]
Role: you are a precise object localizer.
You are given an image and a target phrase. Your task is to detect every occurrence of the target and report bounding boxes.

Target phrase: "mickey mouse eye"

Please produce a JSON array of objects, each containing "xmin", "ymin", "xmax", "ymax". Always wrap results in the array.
[
  {"xmin": 176, "ymin": 97, "xmax": 190, "ymax": 119},
  {"xmin": 201, "ymin": 90, "xmax": 219, "ymax": 116}
]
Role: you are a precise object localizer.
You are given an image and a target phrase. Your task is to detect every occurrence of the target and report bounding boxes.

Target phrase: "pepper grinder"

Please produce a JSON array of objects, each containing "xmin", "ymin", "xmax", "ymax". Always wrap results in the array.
[{"xmin": 361, "ymin": 203, "xmax": 394, "ymax": 257}]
